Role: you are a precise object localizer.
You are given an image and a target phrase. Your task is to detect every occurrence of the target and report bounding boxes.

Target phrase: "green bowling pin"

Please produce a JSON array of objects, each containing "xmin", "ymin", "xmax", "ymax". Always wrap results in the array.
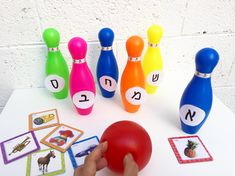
[{"xmin": 43, "ymin": 28, "xmax": 69, "ymax": 99}]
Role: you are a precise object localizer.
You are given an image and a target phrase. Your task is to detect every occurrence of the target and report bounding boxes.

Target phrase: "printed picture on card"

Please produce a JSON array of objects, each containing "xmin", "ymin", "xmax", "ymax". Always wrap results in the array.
[
  {"xmin": 68, "ymin": 136, "xmax": 99, "ymax": 168},
  {"xmin": 28, "ymin": 109, "xmax": 60, "ymax": 131},
  {"xmin": 26, "ymin": 148, "xmax": 65, "ymax": 176},
  {"xmin": 0, "ymin": 131, "xmax": 40, "ymax": 164},
  {"xmin": 168, "ymin": 135, "xmax": 213, "ymax": 164},
  {"xmin": 41, "ymin": 124, "xmax": 84, "ymax": 153}
]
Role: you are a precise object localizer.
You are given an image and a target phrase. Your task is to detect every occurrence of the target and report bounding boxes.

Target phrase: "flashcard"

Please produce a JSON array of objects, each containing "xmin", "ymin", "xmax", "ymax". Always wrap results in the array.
[
  {"xmin": 40, "ymin": 124, "xmax": 84, "ymax": 153},
  {"xmin": 168, "ymin": 135, "xmax": 213, "ymax": 164},
  {"xmin": 26, "ymin": 148, "xmax": 65, "ymax": 176},
  {"xmin": 68, "ymin": 136, "xmax": 99, "ymax": 168},
  {"xmin": 0, "ymin": 131, "xmax": 40, "ymax": 164},
  {"xmin": 29, "ymin": 109, "xmax": 60, "ymax": 131}
]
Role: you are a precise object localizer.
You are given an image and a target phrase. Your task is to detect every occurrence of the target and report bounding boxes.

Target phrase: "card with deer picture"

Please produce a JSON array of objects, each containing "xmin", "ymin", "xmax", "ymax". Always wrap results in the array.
[
  {"xmin": 0, "ymin": 131, "xmax": 40, "ymax": 164},
  {"xmin": 40, "ymin": 124, "xmax": 84, "ymax": 153},
  {"xmin": 168, "ymin": 136, "xmax": 213, "ymax": 164},
  {"xmin": 29, "ymin": 109, "xmax": 60, "ymax": 131},
  {"xmin": 26, "ymin": 148, "xmax": 65, "ymax": 176}
]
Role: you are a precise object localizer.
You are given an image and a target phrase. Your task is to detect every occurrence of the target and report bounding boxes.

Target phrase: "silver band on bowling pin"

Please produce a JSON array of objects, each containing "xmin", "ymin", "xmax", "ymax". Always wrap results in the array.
[
  {"xmin": 148, "ymin": 43, "xmax": 158, "ymax": 48},
  {"xmin": 48, "ymin": 47, "xmax": 59, "ymax": 52},
  {"xmin": 128, "ymin": 56, "xmax": 141, "ymax": 62},
  {"xmin": 101, "ymin": 46, "xmax": 112, "ymax": 51},
  {"xmin": 73, "ymin": 58, "xmax": 86, "ymax": 64},
  {"xmin": 195, "ymin": 71, "xmax": 211, "ymax": 78}
]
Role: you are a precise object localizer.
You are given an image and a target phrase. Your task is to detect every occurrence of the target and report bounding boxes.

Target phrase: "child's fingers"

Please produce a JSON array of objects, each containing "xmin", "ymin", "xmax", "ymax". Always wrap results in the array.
[
  {"xmin": 81, "ymin": 141, "xmax": 108, "ymax": 175},
  {"xmin": 123, "ymin": 153, "xmax": 139, "ymax": 176},
  {"xmin": 96, "ymin": 158, "xmax": 108, "ymax": 170}
]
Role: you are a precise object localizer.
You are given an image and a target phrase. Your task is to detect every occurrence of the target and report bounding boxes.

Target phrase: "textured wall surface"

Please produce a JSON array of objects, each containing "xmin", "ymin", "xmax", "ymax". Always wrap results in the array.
[{"xmin": 0, "ymin": 0, "xmax": 235, "ymax": 113}]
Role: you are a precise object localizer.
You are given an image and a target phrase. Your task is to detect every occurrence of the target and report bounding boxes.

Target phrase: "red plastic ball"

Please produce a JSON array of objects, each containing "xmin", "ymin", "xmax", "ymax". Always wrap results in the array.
[{"xmin": 100, "ymin": 120, "xmax": 152, "ymax": 173}]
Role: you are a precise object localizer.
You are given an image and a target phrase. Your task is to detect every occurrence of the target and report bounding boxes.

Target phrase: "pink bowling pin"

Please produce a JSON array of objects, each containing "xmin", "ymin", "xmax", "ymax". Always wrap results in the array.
[{"xmin": 68, "ymin": 37, "xmax": 96, "ymax": 115}]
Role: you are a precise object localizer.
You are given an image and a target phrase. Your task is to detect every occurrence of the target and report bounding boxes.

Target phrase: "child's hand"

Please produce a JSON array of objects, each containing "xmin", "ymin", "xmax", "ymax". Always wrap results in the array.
[
  {"xmin": 74, "ymin": 141, "xmax": 139, "ymax": 176},
  {"xmin": 74, "ymin": 141, "xmax": 108, "ymax": 176}
]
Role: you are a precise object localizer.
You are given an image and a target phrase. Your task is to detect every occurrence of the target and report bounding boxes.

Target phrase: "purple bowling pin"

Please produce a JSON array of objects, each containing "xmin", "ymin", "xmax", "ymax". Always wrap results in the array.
[{"xmin": 68, "ymin": 37, "xmax": 96, "ymax": 115}]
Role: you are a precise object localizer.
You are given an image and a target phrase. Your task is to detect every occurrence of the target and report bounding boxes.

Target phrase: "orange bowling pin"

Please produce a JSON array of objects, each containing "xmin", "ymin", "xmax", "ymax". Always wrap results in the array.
[{"xmin": 120, "ymin": 36, "xmax": 146, "ymax": 113}]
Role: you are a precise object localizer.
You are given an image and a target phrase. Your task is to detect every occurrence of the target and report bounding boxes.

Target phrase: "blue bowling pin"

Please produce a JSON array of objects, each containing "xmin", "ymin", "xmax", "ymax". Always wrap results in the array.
[
  {"xmin": 96, "ymin": 28, "xmax": 119, "ymax": 98},
  {"xmin": 180, "ymin": 48, "xmax": 219, "ymax": 134}
]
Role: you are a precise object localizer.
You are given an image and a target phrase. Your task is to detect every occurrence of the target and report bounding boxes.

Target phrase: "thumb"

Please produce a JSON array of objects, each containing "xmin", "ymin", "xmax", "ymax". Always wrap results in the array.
[{"xmin": 123, "ymin": 153, "xmax": 139, "ymax": 176}]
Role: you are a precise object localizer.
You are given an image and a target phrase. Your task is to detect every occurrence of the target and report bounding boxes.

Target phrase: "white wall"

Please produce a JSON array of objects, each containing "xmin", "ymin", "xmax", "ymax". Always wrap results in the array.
[{"xmin": 0, "ymin": 0, "xmax": 235, "ymax": 113}]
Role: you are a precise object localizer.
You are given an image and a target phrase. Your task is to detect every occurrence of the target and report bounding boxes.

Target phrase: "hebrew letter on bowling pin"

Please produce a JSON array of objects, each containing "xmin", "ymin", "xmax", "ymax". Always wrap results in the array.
[
  {"xmin": 185, "ymin": 109, "xmax": 196, "ymax": 121},
  {"xmin": 45, "ymin": 75, "xmax": 65, "ymax": 93},
  {"xmin": 105, "ymin": 79, "xmax": 112, "ymax": 86},
  {"xmin": 72, "ymin": 91, "xmax": 95, "ymax": 109},
  {"xmin": 51, "ymin": 79, "xmax": 59, "ymax": 89},
  {"xmin": 152, "ymin": 74, "xmax": 159, "ymax": 82},
  {"xmin": 125, "ymin": 87, "xmax": 146, "ymax": 105},
  {"xmin": 180, "ymin": 105, "xmax": 206, "ymax": 126},
  {"xmin": 79, "ymin": 95, "xmax": 89, "ymax": 102},
  {"xmin": 131, "ymin": 91, "xmax": 141, "ymax": 100},
  {"xmin": 147, "ymin": 71, "xmax": 163, "ymax": 86},
  {"xmin": 99, "ymin": 76, "xmax": 117, "ymax": 92}
]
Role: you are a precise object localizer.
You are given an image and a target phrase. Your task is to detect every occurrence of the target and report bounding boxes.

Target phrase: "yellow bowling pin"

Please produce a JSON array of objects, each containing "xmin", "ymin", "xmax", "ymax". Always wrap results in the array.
[{"xmin": 142, "ymin": 24, "xmax": 163, "ymax": 94}]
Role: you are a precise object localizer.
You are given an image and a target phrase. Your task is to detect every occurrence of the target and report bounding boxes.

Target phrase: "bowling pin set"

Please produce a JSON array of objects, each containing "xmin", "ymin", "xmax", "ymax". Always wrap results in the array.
[{"xmin": 43, "ymin": 25, "xmax": 219, "ymax": 134}]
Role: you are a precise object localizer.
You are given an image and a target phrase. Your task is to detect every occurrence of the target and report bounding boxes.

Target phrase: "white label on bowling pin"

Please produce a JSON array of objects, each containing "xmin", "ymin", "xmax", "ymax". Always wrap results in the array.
[
  {"xmin": 73, "ymin": 91, "xmax": 95, "ymax": 109},
  {"xmin": 45, "ymin": 75, "xmax": 65, "ymax": 93},
  {"xmin": 99, "ymin": 76, "xmax": 117, "ymax": 92},
  {"xmin": 147, "ymin": 70, "xmax": 162, "ymax": 86},
  {"xmin": 125, "ymin": 87, "xmax": 146, "ymax": 105},
  {"xmin": 180, "ymin": 104, "xmax": 206, "ymax": 126}
]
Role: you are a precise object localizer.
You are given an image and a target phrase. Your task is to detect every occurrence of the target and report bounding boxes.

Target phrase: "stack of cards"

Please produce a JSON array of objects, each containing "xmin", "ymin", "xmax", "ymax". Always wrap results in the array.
[
  {"xmin": 0, "ymin": 108, "xmax": 93, "ymax": 176},
  {"xmin": 28, "ymin": 109, "xmax": 84, "ymax": 153}
]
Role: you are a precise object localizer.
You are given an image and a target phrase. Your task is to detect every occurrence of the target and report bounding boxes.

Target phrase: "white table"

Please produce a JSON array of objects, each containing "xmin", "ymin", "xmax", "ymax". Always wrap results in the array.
[{"xmin": 1, "ymin": 73, "xmax": 235, "ymax": 176}]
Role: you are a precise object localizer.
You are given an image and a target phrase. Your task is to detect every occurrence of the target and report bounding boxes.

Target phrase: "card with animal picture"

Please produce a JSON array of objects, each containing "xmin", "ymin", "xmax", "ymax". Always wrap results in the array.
[
  {"xmin": 26, "ymin": 148, "xmax": 65, "ymax": 176},
  {"xmin": 168, "ymin": 135, "xmax": 213, "ymax": 164},
  {"xmin": 40, "ymin": 124, "xmax": 84, "ymax": 153},
  {"xmin": 0, "ymin": 131, "xmax": 40, "ymax": 164},
  {"xmin": 29, "ymin": 109, "xmax": 60, "ymax": 131},
  {"xmin": 68, "ymin": 136, "xmax": 99, "ymax": 168}
]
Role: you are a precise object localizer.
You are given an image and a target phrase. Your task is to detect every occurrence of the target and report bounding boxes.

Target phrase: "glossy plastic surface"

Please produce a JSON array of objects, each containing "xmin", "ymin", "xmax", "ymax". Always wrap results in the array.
[
  {"xmin": 68, "ymin": 37, "xmax": 96, "ymax": 115},
  {"xmin": 120, "ymin": 36, "xmax": 145, "ymax": 113},
  {"xmin": 43, "ymin": 28, "xmax": 69, "ymax": 99},
  {"xmin": 100, "ymin": 121, "xmax": 152, "ymax": 173},
  {"xmin": 142, "ymin": 24, "xmax": 163, "ymax": 94},
  {"xmin": 180, "ymin": 48, "xmax": 219, "ymax": 134},
  {"xmin": 96, "ymin": 28, "xmax": 119, "ymax": 98}
]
